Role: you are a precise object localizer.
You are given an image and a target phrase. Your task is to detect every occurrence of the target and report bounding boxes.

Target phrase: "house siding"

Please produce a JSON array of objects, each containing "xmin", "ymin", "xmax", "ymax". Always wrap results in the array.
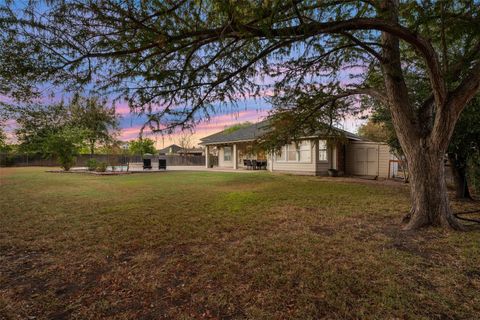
[
  {"xmin": 218, "ymin": 146, "xmax": 233, "ymax": 168},
  {"xmin": 345, "ymin": 141, "xmax": 392, "ymax": 178},
  {"xmin": 378, "ymin": 144, "xmax": 391, "ymax": 178},
  {"xmin": 208, "ymin": 138, "xmax": 394, "ymax": 179},
  {"xmin": 269, "ymin": 139, "xmax": 329, "ymax": 176}
]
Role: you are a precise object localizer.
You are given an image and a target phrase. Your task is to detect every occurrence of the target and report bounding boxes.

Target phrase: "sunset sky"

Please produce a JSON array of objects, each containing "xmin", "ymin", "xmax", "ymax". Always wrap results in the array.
[
  {"xmin": 2, "ymin": 95, "xmax": 367, "ymax": 149},
  {"xmin": 1, "ymin": 65, "xmax": 368, "ymax": 149},
  {"xmin": 114, "ymin": 97, "xmax": 367, "ymax": 149}
]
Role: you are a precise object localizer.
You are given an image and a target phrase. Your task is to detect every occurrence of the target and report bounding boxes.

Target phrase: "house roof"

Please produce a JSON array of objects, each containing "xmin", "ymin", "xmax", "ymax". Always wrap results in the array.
[
  {"xmin": 200, "ymin": 121, "xmax": 271, "ymax": 145},
  {"xmin": 199, "ymin": 120, "xmax": 365, "ymax": 145},
  {"xmin": 158, "ymin": 144, "xmax": 182, "ymax": 154}
]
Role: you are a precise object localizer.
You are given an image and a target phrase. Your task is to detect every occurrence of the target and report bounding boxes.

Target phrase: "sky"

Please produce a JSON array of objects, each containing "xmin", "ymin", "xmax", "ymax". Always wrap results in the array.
[
  {"xmin": 0, "ymin": 2, "xmax": 371, "ymax": 149},
  {"xmin": 111, "ymin": 66, "xmax": 370, "ymax": 149},
  {"xmin": 114, "ymin": 97, "xmax": 367, "ymax": 149},
  {"xmin": 1, "ymin": 94, "xmax": 367, "ymax": 149}
]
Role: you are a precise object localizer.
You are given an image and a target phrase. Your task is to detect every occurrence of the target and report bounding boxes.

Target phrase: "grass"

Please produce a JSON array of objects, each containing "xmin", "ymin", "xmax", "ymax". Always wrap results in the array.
[{"xmin": 1, "ymin": 167, "xmax": 479, "ymax": 319}]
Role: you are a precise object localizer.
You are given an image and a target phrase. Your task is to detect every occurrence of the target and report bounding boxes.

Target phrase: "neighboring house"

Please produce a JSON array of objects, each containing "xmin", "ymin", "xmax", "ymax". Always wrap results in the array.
[
  {"xmin": 158, "ymin": 144, "xmax": 204, "ymax": 156},
  {"xmin": 200, "ymin": 120, "xmax": 394, "ymax": 178},
  {"xmin": 158, "ymin": 144, "xmax": 183, "ymax": 155}
]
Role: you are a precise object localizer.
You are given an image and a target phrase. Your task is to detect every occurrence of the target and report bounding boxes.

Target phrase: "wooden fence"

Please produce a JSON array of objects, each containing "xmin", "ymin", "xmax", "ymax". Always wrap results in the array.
[
  {"xmin": 0, "ymin": 153, "xmax": 206, "ymax": 167},
  {"xmin": 164, "ymin": 155, "xmax": 205, "ymax": 166}
]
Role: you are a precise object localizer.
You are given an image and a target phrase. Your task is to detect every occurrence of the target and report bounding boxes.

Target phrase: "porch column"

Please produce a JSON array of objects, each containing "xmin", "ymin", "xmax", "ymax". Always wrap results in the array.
[
  {"xmin": 205, "ymin": 145, "xmax": 209, "ymax": 168},
  {"xmin": 269, "ymin": 150, "xmax": 274, "ymax": 171},
  {"xmin": 233, "ymin": 144, "xmax": 238, "ymax": 169},
  {"xmin": 332, "ymin": 144, "xmax": 337, "ymax": 170}
]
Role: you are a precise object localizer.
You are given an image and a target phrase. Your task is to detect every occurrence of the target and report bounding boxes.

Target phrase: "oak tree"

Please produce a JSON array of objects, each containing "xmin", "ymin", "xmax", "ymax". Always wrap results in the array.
[{"xmin": 70, "ymin": 95, "xmax": 120, "ymax": 156}]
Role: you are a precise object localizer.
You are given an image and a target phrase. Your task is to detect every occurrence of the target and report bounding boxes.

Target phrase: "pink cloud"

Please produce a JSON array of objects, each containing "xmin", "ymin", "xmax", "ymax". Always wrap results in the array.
[
  {"xmin": 114, "ymin": 103, "xmax": 132, "ymax": 115},
  {"xmin": 119, "ymin": 109, "xmax": 269, "ymax": 148}
]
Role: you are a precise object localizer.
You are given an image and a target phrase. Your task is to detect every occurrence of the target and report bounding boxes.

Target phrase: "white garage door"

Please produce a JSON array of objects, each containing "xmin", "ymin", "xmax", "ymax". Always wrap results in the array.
[{"xmin": 353, "ymin": 146, "xmax": 379, "ymax": 176}]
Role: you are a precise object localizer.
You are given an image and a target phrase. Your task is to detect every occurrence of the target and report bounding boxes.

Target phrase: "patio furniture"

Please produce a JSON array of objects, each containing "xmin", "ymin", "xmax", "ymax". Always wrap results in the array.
[
  {"xmin": 159, "ymin": 158, "xmax": 167, "ymax": 170},
  {"xmin": 244, "ymin": 159, "xmax": 253, "ymax": 170},
  {"xmin": 143, "ymin": 158, "xmax": 152, "ymax": 170},
  {"xmin": 258, "ymin": 160, "xmax": 267, "ymax": 170},
  {"xmin": 143, "ymin": 153, "xmax": 155, "ymax": 170},
  {"xmin": 251, "ymin": 160, "xmax": 257, "ymax": 170}
]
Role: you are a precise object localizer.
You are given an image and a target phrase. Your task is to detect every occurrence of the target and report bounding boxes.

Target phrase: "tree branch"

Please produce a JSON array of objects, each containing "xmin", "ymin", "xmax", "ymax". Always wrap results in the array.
[{"xmin": 432, "ymin": 60, "xmax": 480, "ymax": 149}]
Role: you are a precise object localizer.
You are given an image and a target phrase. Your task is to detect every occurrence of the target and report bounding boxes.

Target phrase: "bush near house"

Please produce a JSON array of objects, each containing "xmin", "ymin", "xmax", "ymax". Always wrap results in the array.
[
  {"xmin": 86, "ymin": 159, "xmax": 98, "ymax": 171},
  {"xmin": 95, "ymin": 162, "xmax": 107, "ymax": 172}
]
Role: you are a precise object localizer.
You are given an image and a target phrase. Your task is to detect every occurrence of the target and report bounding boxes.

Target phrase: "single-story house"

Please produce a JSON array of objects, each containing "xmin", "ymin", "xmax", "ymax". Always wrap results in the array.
[
  {"xmin": 158, "ymin": 144, "xmax": 183, "ymax": 155},
  {"xmin": 199, "ymin": 120, "xmax": 394, "ymax": 178}
]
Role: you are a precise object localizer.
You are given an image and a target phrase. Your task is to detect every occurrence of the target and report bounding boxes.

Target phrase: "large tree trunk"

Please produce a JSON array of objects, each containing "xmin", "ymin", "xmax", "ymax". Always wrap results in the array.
[
  {"xmin": 448, "ymin": 154, "xmax": 471, "ymax": 199},
  {"xmin": 403, "ymin": 147, "xmax": 463, "ymax": 230},
  {"xmin": 379, "ymin": 0, "xmax": 466, "ymax": 230}
]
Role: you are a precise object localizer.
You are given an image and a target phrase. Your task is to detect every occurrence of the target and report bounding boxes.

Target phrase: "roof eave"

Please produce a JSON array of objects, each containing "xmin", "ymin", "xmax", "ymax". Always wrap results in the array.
[{"xmin": 200, "ymin": 138, "xmax": 257, "ymax": 146}]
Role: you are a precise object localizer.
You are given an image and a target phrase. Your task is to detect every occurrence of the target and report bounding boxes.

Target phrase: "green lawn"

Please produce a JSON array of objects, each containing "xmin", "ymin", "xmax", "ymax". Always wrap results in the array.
[{"xmin": 1, "ymin": 167, "xmax": 479, "ymax": 319}]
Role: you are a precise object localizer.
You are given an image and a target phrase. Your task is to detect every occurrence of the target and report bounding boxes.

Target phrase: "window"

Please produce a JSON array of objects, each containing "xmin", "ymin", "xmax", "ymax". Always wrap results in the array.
[
  {"xmin": 318, "ymin": 140, "xmax": 328, "ymax": 161},
  {"xmin": 275, "ymin": 141, "xmax": 312, "ymax": 162},
  {"xmin": 298, "ymin": 141, "xmax": 311, "ymax": 162},
  {"xmin": 224, "ymin": 146, "xmax": 232, "ymax": 161},
  {"xmin": 287, "ymin": 143, "xmax": 297, "ymax": 161}
]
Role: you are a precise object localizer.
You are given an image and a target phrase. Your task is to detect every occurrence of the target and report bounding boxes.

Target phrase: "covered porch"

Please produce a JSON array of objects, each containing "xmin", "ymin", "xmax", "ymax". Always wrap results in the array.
[{"xmin": 204, "ymin": 141, "xmax": 268, "ymax": 170}]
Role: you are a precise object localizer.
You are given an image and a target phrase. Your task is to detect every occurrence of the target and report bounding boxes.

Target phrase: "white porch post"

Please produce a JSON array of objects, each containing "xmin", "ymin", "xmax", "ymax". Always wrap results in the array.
[
  {"xmin": 205, "ymin": 145, "xmax": 209, "ymax": 168},
  {"xmin": 332, "ymin": 144, "xmax": 337, "ymax": 170},
  {"xmin": 233, "ymin": 144, "xmax": 238, "ymax": 169},
  {"xmin": 269, "ymin": 151, "xmax": 274, "ymax": 171}
]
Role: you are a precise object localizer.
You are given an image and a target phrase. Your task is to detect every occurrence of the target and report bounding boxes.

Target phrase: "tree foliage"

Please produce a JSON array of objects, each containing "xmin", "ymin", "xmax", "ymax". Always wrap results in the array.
[
  {"xmin": 43, "ymin": 126, "xmax": 86, "ymax": 171},
  {"xmin": 128, "ymin": 138, "xmax": 156, "ymax": 155},
  {"xmin": 1, "ymin": 1, "xmax": 478, "ymax": 137},
  {"xmin": 369, "ymin": 92, "xmax": 480, "ymax": 197},
  {"xmin": 447, "ymin": 97, "xmax": 480, "ymax": 198},
  {"xmin": 10, "ymin": 96, "xmax": 120, "ymax": 155},
  {"xmin": 357, "ymin": 120, "xmax": 389, "ymax": 143},
  {"xmin": 448, "ymin": 97, "xmax": 480, "ymax": 169},
  {"xmin": 14, "ymin": 103, "xmax": 71, "ymax": 154},
  {"xmin": 0, "ymin": 126, "xmax": 7, "ymax": 151},
  {"xmin": 223, "ymin": 122, "xmax": 253, "ymax": 134},
  {"xmin": 70, "ymin": 95, "xmax": 120, "ymax": 155}
]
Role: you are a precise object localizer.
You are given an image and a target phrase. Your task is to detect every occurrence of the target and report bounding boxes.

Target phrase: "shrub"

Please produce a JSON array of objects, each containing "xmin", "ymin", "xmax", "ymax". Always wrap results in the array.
[
  {"xmin": 43, "ymin": 127, "xmax": 85, "ymax": 171},
  {"xmin": 96, "ymin": 162, "xmax": 108, "ymax": 172},
  {"xmin": 86, "ymin": 159, "xmax": 98, "ymax": 171},
  {"xmin": 58, "ymin": 154, "xmax": 76, "ymax": 171}
]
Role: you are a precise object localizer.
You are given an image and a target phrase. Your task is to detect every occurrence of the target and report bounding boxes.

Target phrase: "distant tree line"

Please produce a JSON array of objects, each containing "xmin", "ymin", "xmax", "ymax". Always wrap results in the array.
[
  {"xmin": 2, "ymin": 95, "xmax": 120, "ymax": 170},
  {"xmin": 0, "ymin": 97, "xmax": 163, "ymax": 170}
]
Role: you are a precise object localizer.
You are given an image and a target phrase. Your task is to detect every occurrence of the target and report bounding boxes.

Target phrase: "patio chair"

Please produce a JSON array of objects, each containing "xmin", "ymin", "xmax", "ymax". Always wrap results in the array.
[
  {"xmin": 251, "ymin": 160, "xmax": 257, "ymax": 170},
  {"xmin": 245, "ymin": 159, "xmax": 252, "ymax": 170},
  {"xmin": 259, "ymin": 160, "xmax": 267, "ymax": 170},
  {"xmin": 143, "ymin": 158, "xmax": 152, "ymax": 170}
]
